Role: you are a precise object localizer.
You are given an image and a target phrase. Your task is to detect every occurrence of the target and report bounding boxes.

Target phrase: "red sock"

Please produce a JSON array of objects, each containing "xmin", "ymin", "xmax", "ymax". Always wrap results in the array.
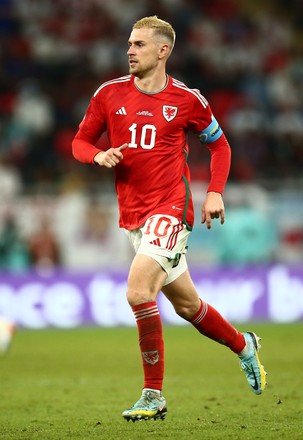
[
  {"xmin": 190, "ymin": 299, "xmax": 245, "ymax": 353},
  {"xmin": 132, "ymin": 301, "xmax": 164, "ymax": 390}
]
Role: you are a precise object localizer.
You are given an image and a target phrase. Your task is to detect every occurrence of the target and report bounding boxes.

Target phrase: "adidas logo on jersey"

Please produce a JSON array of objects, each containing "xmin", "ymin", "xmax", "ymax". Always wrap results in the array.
[{"xmin": 116, "ymin": 106, "xmax": 127, "ymax": 115}]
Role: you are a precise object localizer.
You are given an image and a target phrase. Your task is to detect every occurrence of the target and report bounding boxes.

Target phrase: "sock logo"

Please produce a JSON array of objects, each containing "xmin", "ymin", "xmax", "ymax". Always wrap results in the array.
[{"xmin": 142, "ymin": 350, "xmax": 159, "ymax": 365}]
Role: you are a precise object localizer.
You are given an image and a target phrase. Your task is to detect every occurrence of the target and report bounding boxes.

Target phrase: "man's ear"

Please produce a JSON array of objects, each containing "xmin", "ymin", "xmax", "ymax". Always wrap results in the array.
[{"xmin": 159, "ymin": 44, "xmax": 170, "ymax": 59}]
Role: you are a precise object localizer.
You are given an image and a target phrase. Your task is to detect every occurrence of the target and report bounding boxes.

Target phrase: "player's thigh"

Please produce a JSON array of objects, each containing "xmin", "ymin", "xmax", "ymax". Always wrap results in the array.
[
  {"xmin": 127, "ymin": 253, "xmax": 168, "ymax": 305},
  {"xmin": 162, "ymin": 269, "xmax": 200, "ymax": 319}
]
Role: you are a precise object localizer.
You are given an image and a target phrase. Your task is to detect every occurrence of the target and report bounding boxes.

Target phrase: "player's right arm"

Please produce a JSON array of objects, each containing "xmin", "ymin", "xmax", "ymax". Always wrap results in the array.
[
  {"xmin": 73, "ymin": 90, "xmax": 128, "ymax": 167},
  {"xmin": 93, "ymin": 144, "xmax": 128, "ymax": 168},
  {"xmin": 73, "ymin": 115, "xmax": 128, "ymax": 167},
  {"xmin": 72, "ymin": 90, "xmax": 115, "ymax": 165},
  {"xmin": 72, "ymin": 94, "xmax": 105, "ymax": 164}
]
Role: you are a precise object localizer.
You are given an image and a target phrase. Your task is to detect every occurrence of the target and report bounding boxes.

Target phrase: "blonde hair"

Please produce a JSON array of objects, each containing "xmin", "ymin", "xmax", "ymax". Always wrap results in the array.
[{"xmin": 133, "ymin": 16, "xmax": 176, "ymax": 54}]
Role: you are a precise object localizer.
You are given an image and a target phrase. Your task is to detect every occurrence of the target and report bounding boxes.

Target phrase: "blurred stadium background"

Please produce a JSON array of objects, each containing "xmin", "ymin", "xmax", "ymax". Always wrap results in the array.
[{"xmin": 0, "ymin": 0, "xmax": 303, "ymax": 328}]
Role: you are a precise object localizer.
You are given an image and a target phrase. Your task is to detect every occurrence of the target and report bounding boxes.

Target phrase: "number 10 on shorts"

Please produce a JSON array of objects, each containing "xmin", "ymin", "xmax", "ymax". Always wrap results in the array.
[{"xmin": 143, "ymin": 215, "xmax": 185, "ymax": 251}]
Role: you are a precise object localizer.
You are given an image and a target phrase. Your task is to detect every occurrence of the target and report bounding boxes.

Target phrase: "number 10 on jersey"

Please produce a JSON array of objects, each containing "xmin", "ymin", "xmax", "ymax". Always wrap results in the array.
[{"xmin": 128, "ymin": 123, "xmax": 157, "ymax": 150}]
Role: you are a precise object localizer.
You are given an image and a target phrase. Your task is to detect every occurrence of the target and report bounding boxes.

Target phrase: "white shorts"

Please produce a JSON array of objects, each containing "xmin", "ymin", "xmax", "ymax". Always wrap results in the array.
[{"xmin": 125, "ymin": 214, "xmax": 190, "ymax": 286}]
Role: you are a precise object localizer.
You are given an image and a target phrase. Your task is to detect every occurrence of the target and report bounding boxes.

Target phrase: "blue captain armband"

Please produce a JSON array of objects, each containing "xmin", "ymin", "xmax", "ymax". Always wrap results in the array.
[{"xmin": 198, "ymin": 116, "xmax": 223, "ymax": 144}]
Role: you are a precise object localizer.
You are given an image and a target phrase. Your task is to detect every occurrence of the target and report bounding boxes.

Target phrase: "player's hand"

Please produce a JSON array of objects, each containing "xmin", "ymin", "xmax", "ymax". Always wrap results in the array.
[
  {"xmin": 94, "ymin": 143, "xmax": 128, "ymax": 168},
  {"xmin": 201, "ymin": 191, "xmax": 225, "ymax": 229}
]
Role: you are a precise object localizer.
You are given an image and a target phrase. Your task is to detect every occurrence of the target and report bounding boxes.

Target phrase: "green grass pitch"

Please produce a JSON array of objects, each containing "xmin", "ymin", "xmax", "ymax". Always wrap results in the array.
[{"xmin": 0, "ymin": 323, "xmax": 302, "ymax": 440}]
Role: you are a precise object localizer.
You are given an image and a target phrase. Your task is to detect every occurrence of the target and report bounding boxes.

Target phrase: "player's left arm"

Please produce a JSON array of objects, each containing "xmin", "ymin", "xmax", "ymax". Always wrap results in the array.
[{"xmin": 197, "ymin": 116, "xmax": 231, "ymax": 229}]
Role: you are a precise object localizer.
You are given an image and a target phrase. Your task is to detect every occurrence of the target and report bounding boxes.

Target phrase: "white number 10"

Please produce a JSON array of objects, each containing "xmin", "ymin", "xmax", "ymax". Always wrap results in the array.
[{"xmin": 128, "ymin": 123, "xmax": 157, "ymax": 149}]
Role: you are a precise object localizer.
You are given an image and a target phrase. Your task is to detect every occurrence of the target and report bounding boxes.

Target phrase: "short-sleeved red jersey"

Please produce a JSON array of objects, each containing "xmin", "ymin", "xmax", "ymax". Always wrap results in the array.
[{"xmin": 73, "ymin": 75, "xmax": 230, "ymax": 230}]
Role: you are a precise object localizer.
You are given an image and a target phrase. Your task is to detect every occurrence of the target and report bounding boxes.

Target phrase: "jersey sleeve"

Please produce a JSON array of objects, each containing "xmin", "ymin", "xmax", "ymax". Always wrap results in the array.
[
  {"xmin": 188, "ymin": 90, "xmax": 231, "ymax": 194},
  {"xmin": 72, "ymin": 91, "xmax": 107, "ymax": 164},
  {"xmin": 187, "ymin": 90, "xmax": 212, "ymax": 132},
  {"xmin": 206, "ymin": 133, "xmax": 231, "ymax": 194}
]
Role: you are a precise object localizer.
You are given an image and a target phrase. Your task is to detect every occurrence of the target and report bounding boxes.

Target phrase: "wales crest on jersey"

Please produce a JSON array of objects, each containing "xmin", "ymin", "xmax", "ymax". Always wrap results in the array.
[{"xmin": 162, "ymin": 105, "xmax": 178, "ymax": 122}]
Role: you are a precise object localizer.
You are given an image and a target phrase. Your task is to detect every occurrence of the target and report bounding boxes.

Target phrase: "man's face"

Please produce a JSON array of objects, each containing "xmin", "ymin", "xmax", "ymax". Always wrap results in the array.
[{"xmin": 127, "ymin": 28, "xmax": 162, "ymax": 77}]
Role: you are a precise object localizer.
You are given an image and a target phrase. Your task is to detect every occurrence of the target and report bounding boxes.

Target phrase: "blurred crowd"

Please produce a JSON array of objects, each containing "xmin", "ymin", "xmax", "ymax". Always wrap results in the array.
[
  {"xmin": 1, "ymin": 0, "xmax": 303, "ymax": 186},
  {"xmin": 1, "ymin": 0, "xmax": 303, "ymax": 272}
]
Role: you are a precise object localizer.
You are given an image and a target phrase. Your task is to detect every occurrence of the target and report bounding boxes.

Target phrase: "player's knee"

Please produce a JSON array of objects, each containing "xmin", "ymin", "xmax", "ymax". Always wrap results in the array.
[
  {"xmin": 126, "ymin": 288, "xmax": 141, "ymax": 306},
  {"xmin": 175, "ymin": 307, "xmax": 193, "ymax": 321},
  {"xmin": 126, "ymin": 287, "xmax": 154, "ymax": 306},
  {"xmin": 174, "ymin": 302, "xmax": 200, "ymax": 321}
]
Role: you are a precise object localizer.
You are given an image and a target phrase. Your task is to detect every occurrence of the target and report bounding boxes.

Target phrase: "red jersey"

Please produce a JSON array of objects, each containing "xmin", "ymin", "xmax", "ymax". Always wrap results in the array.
[{"xmin": 73, "ymin": 75, "xmax": 231, "ymax": 230}]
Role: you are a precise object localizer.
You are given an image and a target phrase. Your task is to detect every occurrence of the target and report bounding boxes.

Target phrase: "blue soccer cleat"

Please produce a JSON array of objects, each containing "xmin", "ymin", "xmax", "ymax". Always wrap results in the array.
[
  {"xmin": 239, "ymin": 332, "xmax": 267, "ymax": 395},
  {"xmin": 122, "ymin": 389, "xmax": 167, "ymax": 422}
]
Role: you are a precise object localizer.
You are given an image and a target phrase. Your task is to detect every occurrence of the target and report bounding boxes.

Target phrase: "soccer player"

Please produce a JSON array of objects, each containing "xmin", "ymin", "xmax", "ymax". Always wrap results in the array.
[{"xmin": 72, "ymin": 16, "xmax": 267, "ymax": 422}]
